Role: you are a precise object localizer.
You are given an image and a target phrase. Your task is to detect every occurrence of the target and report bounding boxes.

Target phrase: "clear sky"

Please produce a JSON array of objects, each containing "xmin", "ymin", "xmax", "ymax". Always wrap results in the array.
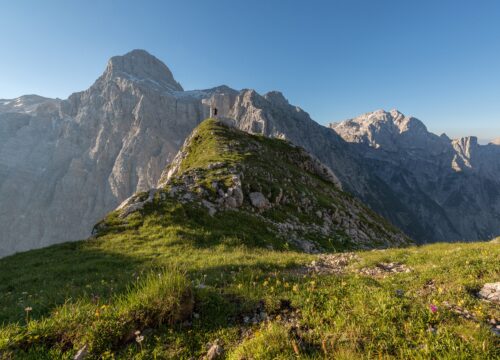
[{"xmin": 1, "ymin": 0, "xmax": 499, "ymax": 142}]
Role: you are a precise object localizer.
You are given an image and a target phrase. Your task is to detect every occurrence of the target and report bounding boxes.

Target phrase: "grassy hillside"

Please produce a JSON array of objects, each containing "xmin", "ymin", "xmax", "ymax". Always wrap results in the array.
[
  {"xmin": 1, "ymin": 238, "xmax": 498, "ymax": 359},
  {"xmin": 0, "ymin": 120, "xmax": 498, "ymax": 359}
]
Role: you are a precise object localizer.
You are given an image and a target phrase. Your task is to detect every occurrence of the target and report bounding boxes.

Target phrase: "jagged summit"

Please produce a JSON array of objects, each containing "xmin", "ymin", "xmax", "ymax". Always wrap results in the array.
[
  {"xmin": 102, "ymin": 49, "xmax": 183, "ymax": 91},
  {"xmin": 332, "ymin": 109, "xmax": 427, "ymax": 134},
  {"xmin": 0, "ymin": 94, "xmax": 60, "ymax": 114},
  {"xmin": 329, "ymin": 109, "xmax": 434, "ymax": 151},
  {"xmin": 0, "ymin": 94, "xmax": 51, "ymax": 104},
  {"xmin": 331, "ymin": 108, "xmax": 500, "ymax": 242},
  {"xmin": 264, "ymin": 91, "xmax": 289, "ymax": 106}
]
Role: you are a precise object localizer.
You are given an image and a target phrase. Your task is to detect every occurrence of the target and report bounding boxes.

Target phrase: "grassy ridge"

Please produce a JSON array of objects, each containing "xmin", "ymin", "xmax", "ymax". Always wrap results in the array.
[{"xmin": 157, "ymin": 119, "xmax": 409, "ymax": 250}]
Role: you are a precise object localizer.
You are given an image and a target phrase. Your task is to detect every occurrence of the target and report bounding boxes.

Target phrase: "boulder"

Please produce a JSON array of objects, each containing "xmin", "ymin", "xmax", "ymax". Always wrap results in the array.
[
  {"xmin": 249, "ymin": 192, "xmax": 270, "ymax": 210},
  {"xmin": 478, "ymin": 282, "xmax": 500, "ymax": 303}
]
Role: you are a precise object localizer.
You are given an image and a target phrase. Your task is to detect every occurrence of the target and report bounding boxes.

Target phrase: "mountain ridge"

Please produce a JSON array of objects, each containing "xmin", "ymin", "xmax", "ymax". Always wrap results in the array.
[
  {"xmin": 1, "ymin": 49, "xmax": 499, "ymax": 257},
  {"xmin": 330, "ymin": 109, "xmax": 500, "ymax": 241}
]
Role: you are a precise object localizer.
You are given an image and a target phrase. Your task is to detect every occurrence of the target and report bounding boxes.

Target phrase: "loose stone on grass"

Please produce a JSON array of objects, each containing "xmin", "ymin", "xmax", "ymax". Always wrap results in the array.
[
  {"xmin": 205, "ymin": 339, "xmax": 224, "ymax": 360},
  {"xmin": 306, "ymin": 253, "xmax": 359, "ymax": 275},
  {"xmin": 358, "ymin": 262, "xmax": 412, "ymax": 277},
  {"xmin": 478, "ymin": 282, "xmax": 500, "ymax": 304}
]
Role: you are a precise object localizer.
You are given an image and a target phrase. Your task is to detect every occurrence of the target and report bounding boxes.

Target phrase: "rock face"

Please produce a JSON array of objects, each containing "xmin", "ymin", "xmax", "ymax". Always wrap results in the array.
[
  {"xmin": 330, "ymin": 109, "xmax": 500, "ymax": 242},
  {"xmin": 0, "ymin": 50, "xmax": 218, "ymax": 256},
  {"xmin": 0, "ymin": 50, "xmax": 498, "ymax": 256}
]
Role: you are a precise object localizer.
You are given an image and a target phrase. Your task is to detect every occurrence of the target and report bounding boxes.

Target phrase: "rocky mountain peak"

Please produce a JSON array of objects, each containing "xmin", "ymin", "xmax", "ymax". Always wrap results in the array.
[
  {"xmin": 330, "ymin": 109, "xmax": 441, "ymax": 152},
  {"xmin": 388, "ymin": 109, "xmax": 404, "ymax": 119},
  {"xmin": 362, "ymin": 109, "xmax": 427, "ymax": 134},
  {"xmin": 394, "ymin": 116, "xmax": 428, "ymax": 135},
  {"xmin": 490, "ymin": 137, "xmax": 500, "ymax": 145},
  {"xmin": 103, "ymin": 49, "xmax": 183, "ymax": 91},
  {"xmin": 440, "ymin": 133, "xmax": 451, "ymax": 141},
  {"xmin": 264, "ymin": 91, "xmax": 289, "ymax": 107},
  {"xmin": 0, "ymin": 94, "xmax": 60, "ymax": 114}
]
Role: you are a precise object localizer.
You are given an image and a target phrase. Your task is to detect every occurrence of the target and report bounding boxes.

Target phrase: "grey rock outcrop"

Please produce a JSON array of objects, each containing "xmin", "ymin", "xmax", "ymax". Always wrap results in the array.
[
  {"xmin": 249, "ymin": 192, "xmax": 270, "ymax": 210},
  {"xmin": 478, "ymin": 282, "xmax": 500, "ymax": 303},
  {"xmin": 205, "ymin": 340, "xmax": 224, "ymax": 360}
]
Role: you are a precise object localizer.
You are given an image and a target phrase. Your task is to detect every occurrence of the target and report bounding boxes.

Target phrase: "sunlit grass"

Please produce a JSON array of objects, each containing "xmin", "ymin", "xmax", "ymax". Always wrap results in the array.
[{"xmin": 1, "ymin": 230, "xmax": 498, "ymax": 359}]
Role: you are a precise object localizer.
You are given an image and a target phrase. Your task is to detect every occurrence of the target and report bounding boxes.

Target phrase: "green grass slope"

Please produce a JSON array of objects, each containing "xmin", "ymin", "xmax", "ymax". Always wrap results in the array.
[
  {"xmin": 1, "ymin": 239, "xmax": 498, "ymax": 359},
  {"xmin": 0, "ymin": 120, "xmax": 498, "ymax": 359}
]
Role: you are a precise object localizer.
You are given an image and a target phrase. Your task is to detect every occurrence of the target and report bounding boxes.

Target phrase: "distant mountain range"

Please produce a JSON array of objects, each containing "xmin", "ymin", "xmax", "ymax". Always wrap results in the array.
[
  {"xmin": 0, "ymin": 49, "xmax": 498, "ymax": 257},
  {"xmin": 331, "ymin": 110, "xmax": 500, "ymax": 242}
]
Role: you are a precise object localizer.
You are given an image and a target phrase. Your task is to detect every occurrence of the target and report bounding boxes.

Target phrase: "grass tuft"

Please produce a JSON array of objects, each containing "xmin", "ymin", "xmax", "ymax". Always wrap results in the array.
[{"xmin": 0, "ymin": 270, "xmax": 191, "ymax": 358}]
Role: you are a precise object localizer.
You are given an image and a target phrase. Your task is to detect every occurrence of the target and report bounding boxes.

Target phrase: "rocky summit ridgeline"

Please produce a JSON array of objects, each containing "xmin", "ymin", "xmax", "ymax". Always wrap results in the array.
[
  {"xmin": 330, "ymin": 110, "xmax": 500, "ymax": 242},
  {"xmin": 0, "ymin": 49, "xmax": 499, "ymax": 256},
  {"xmin": 93, "ymin": 118, "xmax": 410, "ymax": 251}
]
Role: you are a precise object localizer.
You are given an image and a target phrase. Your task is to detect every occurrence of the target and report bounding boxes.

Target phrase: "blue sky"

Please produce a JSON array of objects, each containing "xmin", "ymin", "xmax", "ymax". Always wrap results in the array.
[{"xmin": 1, "ymin": 0, "xmax": 499, "ymax": 142}]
